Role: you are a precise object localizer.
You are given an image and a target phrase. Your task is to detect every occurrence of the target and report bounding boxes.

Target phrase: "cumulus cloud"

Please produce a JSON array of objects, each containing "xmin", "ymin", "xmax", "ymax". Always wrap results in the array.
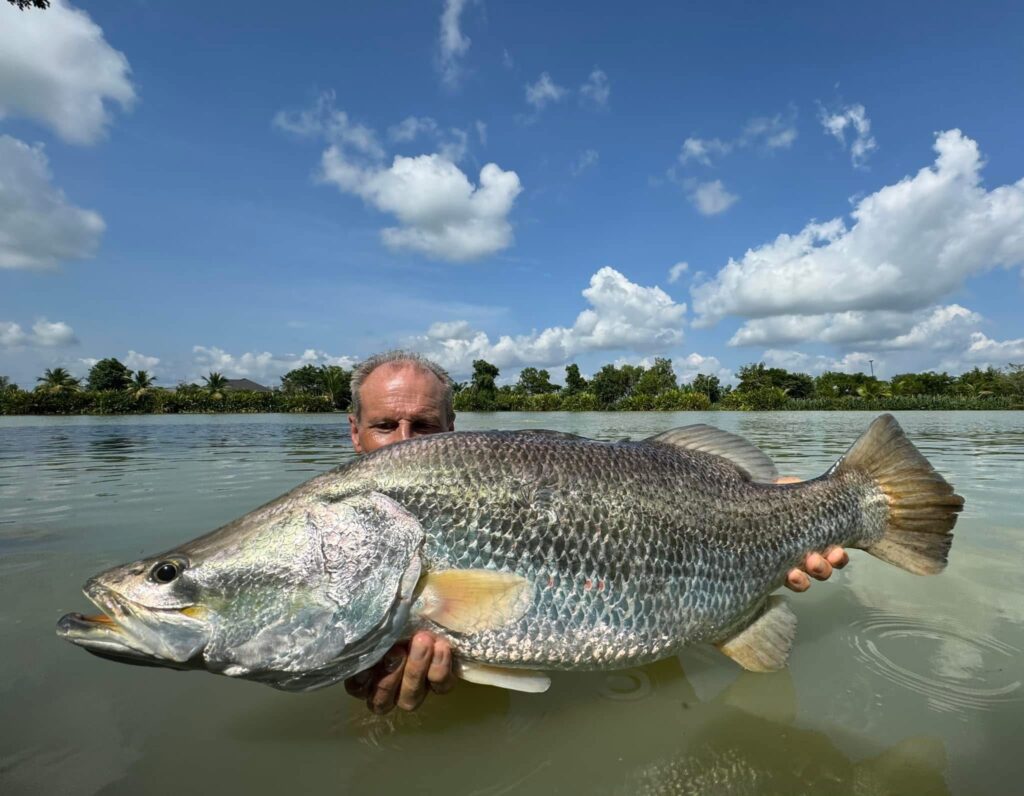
[
  {"xmin": 321, "ymin": 149, "xmax": 521, "ymax": 261},
  {"xmin": 729, "ymin": 304, "xmax": 983, "ymax": 349},
  {"xmin": 820, "ymin": 102, "xmax": 877, "ymax": 168},
  {"xmin": 0, "ymin": 0, "xmax": 135, "ymax": 145},
  {"xmin": 410, "ymin": 268, "xmax": 686, "ymax": 374},
  {"xmin": 525, "ymin": 72, "xmax": 567, "ymax": 110},
  {"xmin": 0, "ymin": 135, "xmax": 105, "ymax": 269},
  {"xmin": 571, "ymin": 148, "xmax": 599, "ymax": 177},
  {"xmin": 437, "ymin": 0, "xmax": 472, "ymax": 89},
  {"xmin": 0, "ymin": 317, "xmax": 77, "ymax": 348},
  {"xmin": 667, "ymin": 261, "xmax": 689, "ymax": 283},
  {"xmin": 763, "ymin": 348, "xmax": 878, "ymax": 375},
  {"xmin": 689, "ymin": 180, "xmax": 738, "ymax": 216},
  {"xmin": 277, "ymin": 94, "xmax": 522, "ymax": 263},
  {"xmin": 191, "ymin": 346, "xmax": 357, "ymax": 384},
  {"xmin": 580, "ymin": 68, "xmax": 610, "ymax": 108},
  {"xmin": 692, "ymin": 130, "xmax": 1024, "ymax": 325},
  {"xmin": 962, "ymin": 332, "xmax": 1024, "ymax": 363},
  {"xmin": 673, "ymin": 352, "xmax": 731, "ymax": 384},
  {"xmin": 124, "ymin": 350, "xmax": 160, "ymax": 372}
]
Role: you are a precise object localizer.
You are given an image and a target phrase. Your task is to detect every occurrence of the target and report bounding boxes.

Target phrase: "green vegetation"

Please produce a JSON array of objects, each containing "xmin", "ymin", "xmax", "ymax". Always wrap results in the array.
[
  {"xmin": 3, "ymin": 358, "xmax": 1022, "ymax": 415},
  {"xmin": 453, "ymin": 361, "xmax": 1024, "ymax": 412}
]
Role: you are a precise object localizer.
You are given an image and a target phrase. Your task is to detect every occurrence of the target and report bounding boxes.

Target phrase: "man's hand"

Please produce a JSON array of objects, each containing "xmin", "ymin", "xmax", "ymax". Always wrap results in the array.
[
  {"xmin": 344, "ymin": 632, "xmax": 455, "ymax": 714},
  {"xmin": 773, "ymin": 475, "xmax": 849, "ymax": 592},
  {"xmin": 786, "ymin": 546, "xmax": 850, "ymax": 592}
]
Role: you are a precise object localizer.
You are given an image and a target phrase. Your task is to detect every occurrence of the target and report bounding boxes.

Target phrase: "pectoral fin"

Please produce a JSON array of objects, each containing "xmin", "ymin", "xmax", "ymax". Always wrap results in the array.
[
  {"xmin": 455, "ymin": 660, "xmax": 551, "ymax": 693},
  {"xmin": 715, "ymin": 596, "xmax": 797, "ymax": 672},
  {"xmin": 416, "ymin": 569, "xmax": 533, "ymax": 633}
]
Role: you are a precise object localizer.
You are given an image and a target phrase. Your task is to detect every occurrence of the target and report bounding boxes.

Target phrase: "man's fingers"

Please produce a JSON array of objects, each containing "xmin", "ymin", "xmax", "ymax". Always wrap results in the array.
[
  {"xmin": 825, "ymin": 546, "xmax": 850, "ymax": 569},
  {"xmin": 805, "ymin": 552, "xmax": 833, "ymax": 581},
  {"xmin": 786, "ymin": 569, "xmax": 811, "ymax": 592},
  {"xmin": 396, "ymin": 633, "xmax": 434, "ymax": 712},
  {"xmin": 344, "ymin": 670, "xmax": 374, "ymax": 699},
  {"xmin": 427, "ymin": 639, "xmax": 456, "ymax": 695},
  {"xmin": 367, "ymin": 647, "xmax": 406, "ymax": 715}
]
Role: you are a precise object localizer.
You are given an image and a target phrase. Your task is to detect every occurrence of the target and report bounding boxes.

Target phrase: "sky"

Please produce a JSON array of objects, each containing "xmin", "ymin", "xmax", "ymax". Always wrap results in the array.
[{"xmin": 2, "ymin": 0, "xmax": 1023, "ymax": 389}]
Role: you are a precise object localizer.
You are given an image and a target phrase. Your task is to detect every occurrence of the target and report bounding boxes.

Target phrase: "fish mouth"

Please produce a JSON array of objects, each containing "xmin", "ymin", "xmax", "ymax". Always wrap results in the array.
[{"xmin": 57, "ymin": 580, "xmax": 207, "ymax": 667}]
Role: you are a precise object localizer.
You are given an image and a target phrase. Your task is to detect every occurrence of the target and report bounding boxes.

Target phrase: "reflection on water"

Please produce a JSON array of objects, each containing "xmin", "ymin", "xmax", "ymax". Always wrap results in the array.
[{"xmin": 1, "ymin": 411, "xmax": 1022, "ymax": 795}]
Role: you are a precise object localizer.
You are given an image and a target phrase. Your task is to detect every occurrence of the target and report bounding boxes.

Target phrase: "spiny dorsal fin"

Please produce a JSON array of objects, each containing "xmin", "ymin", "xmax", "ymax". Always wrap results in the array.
[
  {"xmin": 415, "ymin": 569, "xmax": 533, "ymax": 634},
  {"xmin": 645, "ymin": 425, "xmax": 780, "ymax": 483}
]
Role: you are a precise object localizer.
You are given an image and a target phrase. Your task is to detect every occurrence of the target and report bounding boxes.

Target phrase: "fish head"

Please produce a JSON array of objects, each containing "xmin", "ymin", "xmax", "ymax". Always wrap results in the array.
[
  {"xmin": 58, "ymin": 489, "xmax": 425, "ymax": 690},
  {"xmin": 56, "ymin": 554, "xmax": 212, "ymax": 669}
]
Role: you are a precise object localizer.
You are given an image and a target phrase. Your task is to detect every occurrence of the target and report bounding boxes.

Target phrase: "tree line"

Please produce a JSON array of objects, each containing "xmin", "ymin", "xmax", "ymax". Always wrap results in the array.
[{"xmin": 2, "ymin": 357, "xmax": 1022, "ymax": 415}]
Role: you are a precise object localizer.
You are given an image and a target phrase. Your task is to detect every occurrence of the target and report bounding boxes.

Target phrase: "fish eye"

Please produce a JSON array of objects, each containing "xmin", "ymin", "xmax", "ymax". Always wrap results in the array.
[{"xmin": 151, "ymin": 560, "xmax": 183, "ymax": 584}]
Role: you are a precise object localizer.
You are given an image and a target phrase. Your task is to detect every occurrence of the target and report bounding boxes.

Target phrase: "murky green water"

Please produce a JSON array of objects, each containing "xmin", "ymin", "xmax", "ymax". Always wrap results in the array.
[{"xmin": 1, "ymin": 412, "xmax": 1022, "ymax": 795}]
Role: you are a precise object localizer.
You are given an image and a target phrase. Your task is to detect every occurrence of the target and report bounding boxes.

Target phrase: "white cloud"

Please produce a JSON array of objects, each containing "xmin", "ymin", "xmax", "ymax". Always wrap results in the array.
[
  {"xmin": 321, "ymin": 149, "xmax": 521, "ymax": 262},
  {"xmin": 0, "ymin": 322, "xmax": 28, "ymax": 348},
  {"xmin": 0, "ymin": 135, "xmax": 105, "ymax": 269},
  {"xmin": 427, "ymin": 320, "xmax": 475, "ymax": 340},
  {"xmin": 0, "ymin": 317, "xmax": 77, "ymax": 348},
  {"xmin": 673, "ymin": 352, "xmax": 730, "ymax": 384},
  {"xmin": 0, "ymin": 0, "xmax": 135, "ymax": 145},
  {"xmin": 580, "ymin": 68, "xmax": 610, "ymax": 108},
  {"xmin": 571, "ymin": 148, "xmax": 599, "ymax": 177},
  {"xmin": 689, "ymin": 180, "xmax": 738, "ymax": 216},
  {"xmin": 437, "ymin": 0, "xmax": 472, "ymax": 89},
  {"xmin": 963, "ymin": 332, "xmax": 1024, "ymax": 363},
  {"xmin": 525, "ymin": 72, "xmax": 567, "ymax": 110},
  {"xmin": 820, "ymin": 102, "xmax": 877, "ymax": 168},
  {"xmin": 387, "ymin": 116, "xmax": 467, "ymax": 162},
  {"xmin": 124, "ymin": 350, "xmax": 160, "ymax": 372},
  {"xmin": 412, "ymin": 268, "xmax": 687, "ymax": 374},
  {"xmin": 667, "ymin": 261, "xmax": 689, "ymax": 283},
  {"xmin": 273, "ymin": 92, "xmax": 384, "ymax": 159},
  {"xmin": 31, "ymin": 318, "xmax": 77, "ymax": 346},
  {"xmin": 742, "ymin": 112, "xmax": 798, "ymax": 150},
  {"xmin": 763, "ymin": 348, "xmax": 878, "ymax": 375},
  {"xmin": 475, "ymin": 120, "xmax": 487, "ymax": 146},
  {"xmin": 677, "ymin": 109, "xmax": 796, "ymax": 167},
  {"xmin": 729, "ymin": 304, "xmax": 982, "ymax": 349},
  {"xmin": 278, "ymin": 95, "xmax": 522, "ymax": 263},
  {"xmin": 692, "ymin": 130, "xmax": 1024, "ymax": 325},
  {"xmin": 678, "ymin": 137, "xmax": 731, "ymax": 167},
  {"xmin": 191, "ymin": 346, "xmax": 357, "ymax": 384}
]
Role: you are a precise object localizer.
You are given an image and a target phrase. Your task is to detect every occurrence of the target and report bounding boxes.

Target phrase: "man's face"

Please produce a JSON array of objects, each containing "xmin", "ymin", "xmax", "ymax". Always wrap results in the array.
[{"xmin": 349, "ymin": 364, "xmax": 452, "ymax": 454}]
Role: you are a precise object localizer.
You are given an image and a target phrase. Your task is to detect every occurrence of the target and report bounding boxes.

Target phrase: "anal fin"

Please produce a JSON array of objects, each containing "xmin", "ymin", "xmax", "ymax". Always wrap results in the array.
[
  {"xmin": 455, "ymin": 660, "xmax": 551, "ymax": 693},
  {"xmin": 715, "ymin": 596, "xmax": 797, "ymax": 672}
]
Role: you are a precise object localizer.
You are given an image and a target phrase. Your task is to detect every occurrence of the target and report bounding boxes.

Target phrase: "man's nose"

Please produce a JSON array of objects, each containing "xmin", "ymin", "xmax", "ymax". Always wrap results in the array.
[{"xmin": 396, "ymin": 421, "xmax": 413, "ymax": 440}]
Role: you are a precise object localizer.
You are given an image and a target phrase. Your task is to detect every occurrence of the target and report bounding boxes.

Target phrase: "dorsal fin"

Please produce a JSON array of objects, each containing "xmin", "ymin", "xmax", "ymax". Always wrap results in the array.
[{"xmin": 645, "ymin": 424, "xmax": 779, "ymax": 483}]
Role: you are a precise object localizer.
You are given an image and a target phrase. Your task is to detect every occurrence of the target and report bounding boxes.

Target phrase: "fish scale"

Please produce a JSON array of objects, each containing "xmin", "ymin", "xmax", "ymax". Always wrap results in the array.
[{"xmin": 336, "ymin": 430, "xmax": 883, "ymax": 668}]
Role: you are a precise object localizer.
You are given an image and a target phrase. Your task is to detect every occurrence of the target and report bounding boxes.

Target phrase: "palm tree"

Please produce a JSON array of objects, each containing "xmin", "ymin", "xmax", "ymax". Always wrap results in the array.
[
  {"xmin": 129, "ymin": 370, "xmax": 155, "ymax": 398},
  {"xmin": 202, "ymin": 371, "xmax": 228, "ymax": 399},
  {"xmin": 0, "ymin": 375, "xmax": 16, "ymax": 392},
  {"xmin": 319, "ymin": 365, "xmax": 351, "ymax": 410},
  {"xmin": 36, "ymin": 367, "xmax": 80, "ymax": 393}
]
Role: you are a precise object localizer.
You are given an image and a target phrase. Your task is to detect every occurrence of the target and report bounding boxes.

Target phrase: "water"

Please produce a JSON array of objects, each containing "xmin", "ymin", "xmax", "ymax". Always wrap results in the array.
[{"xmin": 1, "ymin": 411, "xmax": 1022, "ymax": 795}]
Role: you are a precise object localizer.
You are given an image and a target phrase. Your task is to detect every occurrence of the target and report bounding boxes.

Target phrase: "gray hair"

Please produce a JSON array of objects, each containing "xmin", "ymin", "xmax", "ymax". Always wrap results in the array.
[{"xmin": 349, "ymin": 350, "xmax": 455, "ymax": 424}]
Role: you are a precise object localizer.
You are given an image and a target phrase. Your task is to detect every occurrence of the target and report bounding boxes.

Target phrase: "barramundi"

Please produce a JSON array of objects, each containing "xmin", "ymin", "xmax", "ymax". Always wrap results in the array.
[{"xmin": 57, "ymin": 415, "xmax": 963, "ymax": 693}]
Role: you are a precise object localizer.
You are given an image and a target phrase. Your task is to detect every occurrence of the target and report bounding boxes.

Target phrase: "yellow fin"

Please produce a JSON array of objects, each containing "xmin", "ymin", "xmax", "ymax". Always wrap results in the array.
[
  {"xmin": 416, "ymin": 569, "xmax": 533, "ymax": 634},
  {"xmin": 715, "ymin": 596, "xmax": 797, "ymax": 672},
  {"xmin": 455, "ymin": 660, "xmax": 551, "ymax": 693}
]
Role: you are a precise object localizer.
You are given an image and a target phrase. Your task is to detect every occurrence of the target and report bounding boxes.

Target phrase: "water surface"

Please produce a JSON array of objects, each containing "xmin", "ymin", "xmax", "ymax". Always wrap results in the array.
[{"xmin": 1, "ymin": 412, "xmax": 1022, "ymax": 794}]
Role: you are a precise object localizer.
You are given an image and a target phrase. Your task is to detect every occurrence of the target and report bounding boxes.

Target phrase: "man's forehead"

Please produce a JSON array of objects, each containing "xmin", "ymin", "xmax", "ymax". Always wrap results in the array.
[{"xmin": 360, "ymin": 364, "xmax": 445, "ymax": 411}]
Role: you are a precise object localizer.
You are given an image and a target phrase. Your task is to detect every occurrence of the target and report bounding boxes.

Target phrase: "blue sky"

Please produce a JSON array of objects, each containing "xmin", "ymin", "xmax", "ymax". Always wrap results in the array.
[{"xmin": 2, "ymin": 0, "xmax": 1023, "ymax": 388}]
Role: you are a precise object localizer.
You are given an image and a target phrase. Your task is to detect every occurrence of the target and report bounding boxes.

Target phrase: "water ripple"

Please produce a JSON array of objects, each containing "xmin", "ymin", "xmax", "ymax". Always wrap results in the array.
[{"xmin": 848, "ymin": 610, "xmax": 1023, "ymax": 714}]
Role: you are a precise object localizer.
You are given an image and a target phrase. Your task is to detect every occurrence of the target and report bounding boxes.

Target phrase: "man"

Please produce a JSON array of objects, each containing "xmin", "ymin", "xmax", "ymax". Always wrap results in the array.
[{"xmin": 344, "ymin": 350, "xmax": 848, "ymax": 714}]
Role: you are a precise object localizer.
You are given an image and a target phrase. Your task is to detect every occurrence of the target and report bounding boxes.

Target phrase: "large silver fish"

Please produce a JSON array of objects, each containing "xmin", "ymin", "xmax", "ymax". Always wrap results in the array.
[{"xmin": 57, "ymin": 415, "xmax": 963, "ymax": 693}]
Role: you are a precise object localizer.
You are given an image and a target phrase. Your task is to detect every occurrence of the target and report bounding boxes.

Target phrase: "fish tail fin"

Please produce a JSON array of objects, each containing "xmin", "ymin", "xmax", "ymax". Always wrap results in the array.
[{"xmin": 836, "ymin": 414, "xmax": 963, "ymax": 575}]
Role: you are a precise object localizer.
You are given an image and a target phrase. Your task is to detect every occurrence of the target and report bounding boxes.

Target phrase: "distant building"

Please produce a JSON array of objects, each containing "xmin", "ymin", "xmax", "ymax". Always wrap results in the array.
[{"xmin": 223, "ymin": 378, "xmax": 271, "ymax": 393}]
